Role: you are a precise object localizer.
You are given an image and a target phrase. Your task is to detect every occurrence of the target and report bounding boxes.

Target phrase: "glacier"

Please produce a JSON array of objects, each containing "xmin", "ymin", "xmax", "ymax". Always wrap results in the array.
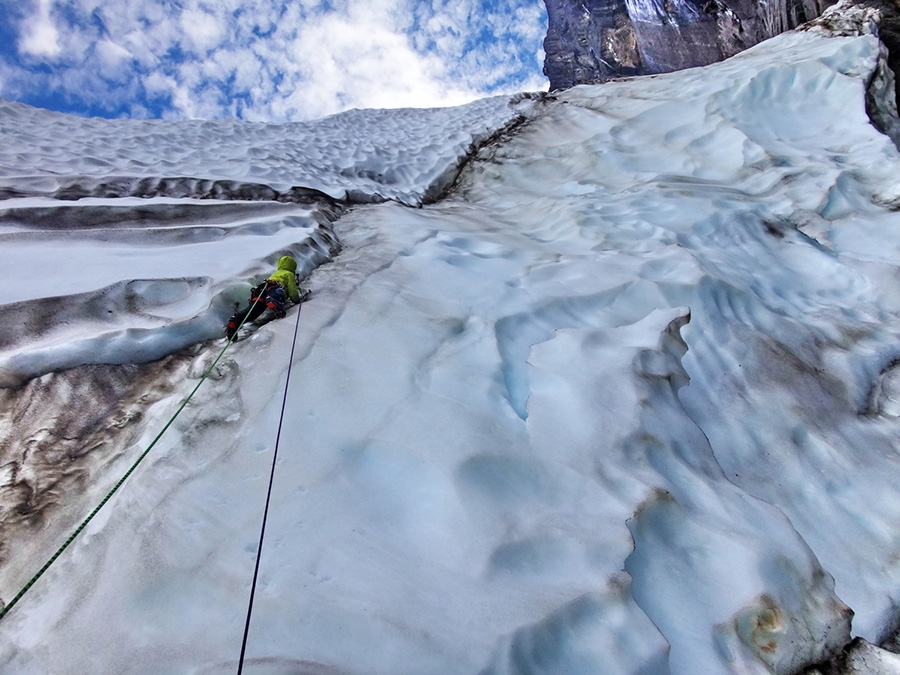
[{"xmin": 3, "ymin": 3, "xmax": 900, "ymax": 674}]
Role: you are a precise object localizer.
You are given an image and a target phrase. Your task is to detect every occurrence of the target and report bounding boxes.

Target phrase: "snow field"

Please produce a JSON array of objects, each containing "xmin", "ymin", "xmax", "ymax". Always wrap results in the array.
[{"xmin": 0, "ymin": 95, "xmax": 539, "ymax": 205}]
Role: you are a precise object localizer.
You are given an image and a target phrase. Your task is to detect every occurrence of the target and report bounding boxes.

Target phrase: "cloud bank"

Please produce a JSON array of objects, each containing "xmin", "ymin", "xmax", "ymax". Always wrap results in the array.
[{"xmin": 0, "ymin": 0, "xmax": 548, "ymax": 122}]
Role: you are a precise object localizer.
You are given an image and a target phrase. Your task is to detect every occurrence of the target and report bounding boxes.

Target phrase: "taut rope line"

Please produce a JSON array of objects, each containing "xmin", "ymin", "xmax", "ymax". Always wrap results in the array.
[{"xmin": 236, "ymin": 297, "xmax": 304, "ymax": 674}]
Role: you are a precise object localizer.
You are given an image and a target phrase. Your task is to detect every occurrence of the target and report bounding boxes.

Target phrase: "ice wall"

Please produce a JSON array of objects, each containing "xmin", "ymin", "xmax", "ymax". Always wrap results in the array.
[{"xmin": 3, "ymin": 6, "xmax": 900, "ymax": 675}]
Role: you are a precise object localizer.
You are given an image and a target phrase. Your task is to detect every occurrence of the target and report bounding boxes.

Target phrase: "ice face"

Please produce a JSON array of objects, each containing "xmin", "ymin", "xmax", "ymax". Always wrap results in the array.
[{"xmin": 2, "ymin": 15, "xmax": 900, "ymax": 675}]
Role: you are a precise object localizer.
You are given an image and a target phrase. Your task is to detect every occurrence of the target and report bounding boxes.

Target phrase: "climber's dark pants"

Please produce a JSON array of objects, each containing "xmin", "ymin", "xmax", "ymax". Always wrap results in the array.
[{"xmin": 231, "ymin": 285, "xmax": 288, "ymax": 327}]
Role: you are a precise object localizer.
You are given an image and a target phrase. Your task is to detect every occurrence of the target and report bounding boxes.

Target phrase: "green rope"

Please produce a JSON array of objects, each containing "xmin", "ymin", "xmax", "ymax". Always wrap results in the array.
[{"xmin": 0, "ymin": 294, "xmax": 261, "ymax": 622}]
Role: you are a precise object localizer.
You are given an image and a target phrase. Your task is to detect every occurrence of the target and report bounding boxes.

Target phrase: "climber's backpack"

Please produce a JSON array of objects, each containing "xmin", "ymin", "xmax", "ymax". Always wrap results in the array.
[{"xmin": 250, "ymin": 279, "xmax": 279, "ymax": 304}]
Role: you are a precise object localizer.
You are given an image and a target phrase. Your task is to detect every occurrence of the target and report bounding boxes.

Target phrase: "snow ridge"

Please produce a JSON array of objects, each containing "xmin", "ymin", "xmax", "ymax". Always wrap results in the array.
[{"xmin": 0, "ymin": 94, "xmax": 541, "ymax": 206}]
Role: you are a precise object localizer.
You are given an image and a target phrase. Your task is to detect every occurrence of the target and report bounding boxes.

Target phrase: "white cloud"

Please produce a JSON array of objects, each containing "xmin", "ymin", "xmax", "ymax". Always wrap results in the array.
[
  {"xmin": 143, "ymin": 70, "xmax": 178, "ymax": 97},
  {"xmin": 179, "ymin": 7, "xmax": 226, "ymax": 54},
  {"xmin": 95, "ymin": 39, "xmax": 132, "ymax": 80},
  {"xmin": 289, "ymin": 13, "xmax": 474, "ymax": 110},
  {"xmin": 18, "ymin": 0, "xmax": 62, "ymax": 58}
]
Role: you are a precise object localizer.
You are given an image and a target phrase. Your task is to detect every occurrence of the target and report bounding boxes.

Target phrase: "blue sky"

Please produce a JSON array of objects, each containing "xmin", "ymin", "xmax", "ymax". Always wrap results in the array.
[{"xmin": 0, "ymin": 0, "xmax": 548, "ymax": 122}]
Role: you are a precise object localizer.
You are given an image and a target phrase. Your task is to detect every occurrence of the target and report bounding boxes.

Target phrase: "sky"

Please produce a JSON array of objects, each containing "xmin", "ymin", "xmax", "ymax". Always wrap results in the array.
[{"xmin": 0, "ymin": 0, "xmax": 549, "ymax": 122}]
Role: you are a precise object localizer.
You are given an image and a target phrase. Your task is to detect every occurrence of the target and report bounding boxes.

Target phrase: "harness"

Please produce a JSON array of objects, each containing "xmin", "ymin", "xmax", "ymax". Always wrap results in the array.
[
  {"xmin": 250, "ymin": 279, "xmax": 283, "ymax": 303},
  {"xmin": 248, "ymin": 279, "xmax": 287, "ymax": 318}
]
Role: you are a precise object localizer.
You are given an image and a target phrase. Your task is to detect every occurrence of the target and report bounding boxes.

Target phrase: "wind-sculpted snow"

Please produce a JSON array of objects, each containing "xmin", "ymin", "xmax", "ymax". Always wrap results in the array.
[
  {"xmin": 4, "ymin": 10, "xmax": 900, "ymax": 675},
  {"xmin": 0, "ymin": 95, "xmax": 538, "ymax": 206}
]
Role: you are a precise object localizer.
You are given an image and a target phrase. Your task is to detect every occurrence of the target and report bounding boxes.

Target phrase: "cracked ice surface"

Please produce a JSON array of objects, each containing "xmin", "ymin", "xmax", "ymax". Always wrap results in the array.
[{"xmin": 3, "ymin": 19, "xmax": 900, "ymax": 675}]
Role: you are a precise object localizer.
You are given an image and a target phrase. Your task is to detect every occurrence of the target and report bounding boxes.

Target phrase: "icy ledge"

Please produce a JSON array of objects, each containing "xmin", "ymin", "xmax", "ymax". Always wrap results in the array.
[{"xmin": 0, "ymin": 202, "xmax": 340, "ymax": 388}]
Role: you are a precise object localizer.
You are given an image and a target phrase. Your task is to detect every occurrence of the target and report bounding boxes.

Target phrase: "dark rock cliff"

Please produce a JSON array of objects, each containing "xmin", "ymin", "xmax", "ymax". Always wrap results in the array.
[{"xmin": 542, "ymin": 0, "xmax": 835, "ymax": 88}]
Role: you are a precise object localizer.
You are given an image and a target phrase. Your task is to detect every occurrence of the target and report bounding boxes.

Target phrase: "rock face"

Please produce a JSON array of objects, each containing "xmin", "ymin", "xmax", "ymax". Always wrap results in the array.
[{"xmin": 542, "ymin": 0, "xmax": 836, "ymax": 88}]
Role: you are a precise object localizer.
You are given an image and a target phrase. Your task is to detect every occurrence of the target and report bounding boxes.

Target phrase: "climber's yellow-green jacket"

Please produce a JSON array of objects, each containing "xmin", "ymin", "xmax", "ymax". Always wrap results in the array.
[{"xmin": 268, "ymin": 256, "xmax": 301, "ymax": 303}]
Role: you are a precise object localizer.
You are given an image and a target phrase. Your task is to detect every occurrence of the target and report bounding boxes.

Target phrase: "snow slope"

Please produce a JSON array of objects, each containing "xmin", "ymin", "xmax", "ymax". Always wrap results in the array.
[
  {"xmin": 0, "ymin": 95, "xmax": 535, "ymax": 205},
  {"xmin": 3, "ymin": 4, "xmax": 900, "ymax": 675}
]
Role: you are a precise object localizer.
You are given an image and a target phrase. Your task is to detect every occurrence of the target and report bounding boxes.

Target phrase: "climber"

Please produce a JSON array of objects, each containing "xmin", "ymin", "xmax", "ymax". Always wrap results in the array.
[{"xmin": 225, "ymin": 255, "xmax": 305, "ymax": 340}]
